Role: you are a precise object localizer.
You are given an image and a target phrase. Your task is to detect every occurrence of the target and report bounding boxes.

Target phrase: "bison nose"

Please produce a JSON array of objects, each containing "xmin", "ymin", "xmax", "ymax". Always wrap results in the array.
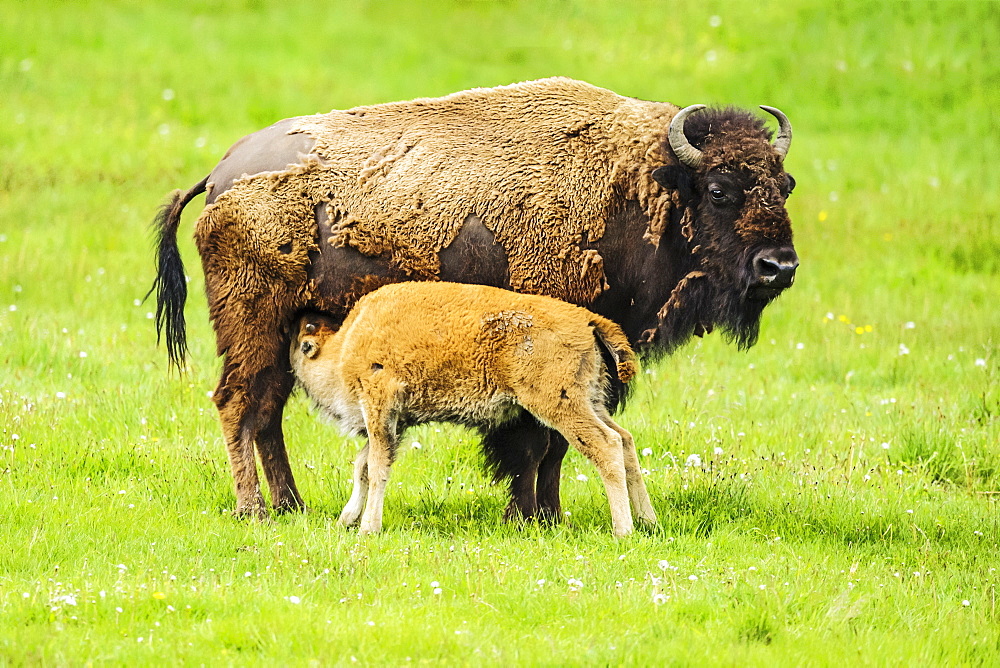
[{"xmin": 751, "ymin": 247, "xmax": 799, "ymax": 291}]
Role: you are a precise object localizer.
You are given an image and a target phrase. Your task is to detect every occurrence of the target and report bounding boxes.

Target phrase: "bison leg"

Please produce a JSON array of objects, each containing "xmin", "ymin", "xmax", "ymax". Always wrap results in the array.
[
  {"xmin": 534, "ymin": 431, "xmax": 568, "ymax": 523},
  {"xmin": 214, "ymin": 341, "xmax": 304, "ymax": 518},
  {"xmin": 215, "ymin": 386, "xmax": 266, "ymax": 519},
  {"xmin": 251, "ymin": 361, "xmax": 304, "ymax": 514},
  {"xmin": 481, "ymin": 413, "xmax": 552, "ymax": 521}
]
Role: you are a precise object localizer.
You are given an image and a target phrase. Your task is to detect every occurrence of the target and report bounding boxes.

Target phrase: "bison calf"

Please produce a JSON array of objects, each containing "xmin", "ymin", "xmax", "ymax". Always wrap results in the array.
[{"xmin": 291, "ymin": 281, "xmax": 657, "ymax": 537}]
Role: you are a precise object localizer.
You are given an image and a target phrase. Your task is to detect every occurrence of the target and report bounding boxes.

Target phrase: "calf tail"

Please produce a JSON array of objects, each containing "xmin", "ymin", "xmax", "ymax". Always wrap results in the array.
[
  {"xmin": 147, "ymin": 176, "xmax": 209, "ymax": 371},
  {"xmin": 591, "ymin": 315, "xmax": 639, "ymax": 384}
]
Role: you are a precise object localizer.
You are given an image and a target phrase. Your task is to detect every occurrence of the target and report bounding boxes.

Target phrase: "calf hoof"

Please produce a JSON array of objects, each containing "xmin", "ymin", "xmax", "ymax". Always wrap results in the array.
[
  {"xmin": 358, "ymin": 520, "xmax": 382, "ymax": 535},
  {"xmin": 638, "ymin": 512, "xmax": 659, "ymax": 526},
  {"xmin": 337, "ymin": 514, "xmax": 360, "ymax": 528},
  {"xmin": 613, "ymin": 520, "xmax": 635, "ymax": 538}
]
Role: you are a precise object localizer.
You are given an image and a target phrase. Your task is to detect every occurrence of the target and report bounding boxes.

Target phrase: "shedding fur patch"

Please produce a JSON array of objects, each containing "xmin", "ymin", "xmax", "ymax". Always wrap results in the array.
[{"xmin": 200, "ymin": 78, "xmax": 679, "ymax": 308}]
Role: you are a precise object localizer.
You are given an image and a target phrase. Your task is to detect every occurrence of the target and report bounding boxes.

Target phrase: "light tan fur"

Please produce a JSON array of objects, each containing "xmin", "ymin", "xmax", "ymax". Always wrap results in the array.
[{"xmin": 290, "ymin": 282, "xmax": 657, "ymax": 537}]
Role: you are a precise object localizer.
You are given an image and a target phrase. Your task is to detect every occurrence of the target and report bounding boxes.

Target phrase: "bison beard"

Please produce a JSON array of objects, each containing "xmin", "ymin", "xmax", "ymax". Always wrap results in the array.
[
  {"xmin": 150, "ymin": 78, "xmax": 797, "ymax": 521},
  {"xmin": 644, "ymin": 268, "xmax": 771, "ymax": 357}
]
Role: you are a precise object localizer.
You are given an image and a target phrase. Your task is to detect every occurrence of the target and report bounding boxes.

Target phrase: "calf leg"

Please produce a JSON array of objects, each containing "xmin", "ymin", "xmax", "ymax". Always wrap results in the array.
[
  {"xmin": 338, "ymin": 444, "xmax": 370, "ymax": 527},
  {"xmin": 357, "ymin": 380, "xmax": 402, "ymax": 534},
  {"xmin": 358, "ymin": 421, "xmax": 396, "ymax": 535},
  {"xmin": 603, "ymin": 416, "xmax": 657, "ymax": 525},
  {"xmin": 550, "ymin": 410, "xmax": 633, "ymax": 537}
]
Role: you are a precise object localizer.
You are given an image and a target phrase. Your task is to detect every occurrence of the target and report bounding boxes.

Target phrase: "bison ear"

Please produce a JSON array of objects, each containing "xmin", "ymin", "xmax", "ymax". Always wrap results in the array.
[
  {"xmin": 652, "ymin": 165, "xmax": 693, "ymax": 200},
  {"xmin": 651, "ymin": 165, "xmax": 679, "ymax": 189}
]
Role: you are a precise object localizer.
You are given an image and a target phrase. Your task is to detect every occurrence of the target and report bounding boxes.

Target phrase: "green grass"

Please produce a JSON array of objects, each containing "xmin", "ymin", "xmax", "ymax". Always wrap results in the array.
[{"xmin": 1, "ymin": 0, "xmax": 998, "ymax": 664}]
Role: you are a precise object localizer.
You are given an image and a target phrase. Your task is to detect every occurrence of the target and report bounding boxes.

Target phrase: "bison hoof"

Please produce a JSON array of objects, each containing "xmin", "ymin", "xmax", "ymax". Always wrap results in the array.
[
  {"xmin": 501, "ymin": 502, "xmax": 564, "ymax": 526},
  {"xmin": 501, "ymin": 501, "xmax": 535, "ymax": 524},
  {"xmin": 232, "ymin": 504, "xmax": 271, "ymax": 522},
  {"xmin": 273, "ymin": 498, "xmax": 307, "ymax": 515},
  {"xmin": 533, "ymin": 506, "xmax": 564, "ymax": 526}
]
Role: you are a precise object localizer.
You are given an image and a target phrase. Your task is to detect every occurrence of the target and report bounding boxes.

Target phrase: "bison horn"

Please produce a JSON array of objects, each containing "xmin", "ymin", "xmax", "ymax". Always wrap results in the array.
[
  {"xmin": 668, "ymin": 104, "xmax": 706, "ymax": 169},
  {"xmin": 760, "ymin": 106, "xmax": 792, "ymax": 159}
]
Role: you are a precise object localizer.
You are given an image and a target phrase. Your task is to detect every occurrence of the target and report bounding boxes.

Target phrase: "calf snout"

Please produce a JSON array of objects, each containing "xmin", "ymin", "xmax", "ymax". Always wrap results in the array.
[
  {"xmin": 748, "ymin": 246, "xmax": 798, "ymax": 298},
  {"xmin": 300, "ymin": 340, "xmax": 320, "ymax": 359}
]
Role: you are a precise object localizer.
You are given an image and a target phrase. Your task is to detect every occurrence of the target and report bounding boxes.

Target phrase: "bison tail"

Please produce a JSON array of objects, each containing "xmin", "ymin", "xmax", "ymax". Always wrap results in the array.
[
  {"xmin": 146, "ymin": 176, "xmax": 208, "ymax": 371},
  {"xmin": 591, "ymin": 315, "xmax": 639, "ymax": 384}
]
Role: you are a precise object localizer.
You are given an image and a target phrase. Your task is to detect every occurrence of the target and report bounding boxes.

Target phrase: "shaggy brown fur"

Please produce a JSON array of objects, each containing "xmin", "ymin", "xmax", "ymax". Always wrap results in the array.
[
  {"xmin": 290, "ymin": 282, "xmax": 655, "ymax": 537},
  {"xmin": 151, "ymin": 78, "xmax": 798, "ymax": 519},
  {"xmin": 199, "ymin": 78, "xmax": 676, "ymax": 320}
]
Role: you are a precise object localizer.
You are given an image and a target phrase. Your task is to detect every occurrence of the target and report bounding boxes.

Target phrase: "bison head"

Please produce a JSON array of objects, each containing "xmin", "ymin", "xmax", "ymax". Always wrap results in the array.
[{"xmin": 649, "ymin": 104, "xmax": 798, "ymax": 351}]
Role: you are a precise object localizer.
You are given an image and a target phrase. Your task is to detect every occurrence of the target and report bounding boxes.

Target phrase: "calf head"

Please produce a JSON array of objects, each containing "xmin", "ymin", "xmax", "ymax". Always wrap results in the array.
[
  {"xmin": 650, "ymin": 104, "xmax": 798, "ymax": 350},
  {"xmin": 294, "ymin": 312, "xmax": 339, "ymax": 360}
]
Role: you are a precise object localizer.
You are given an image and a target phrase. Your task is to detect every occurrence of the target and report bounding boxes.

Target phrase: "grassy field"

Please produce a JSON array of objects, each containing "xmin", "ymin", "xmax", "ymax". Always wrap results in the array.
[{"xmin": 1, "ymin": 0, "xmax": 998, "ymax": 664}]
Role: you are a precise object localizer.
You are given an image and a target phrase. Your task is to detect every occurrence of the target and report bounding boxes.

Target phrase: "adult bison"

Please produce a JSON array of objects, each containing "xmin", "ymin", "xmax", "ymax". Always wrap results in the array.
[{"xmin": 151, "ymin": 77, "xmax": 798, "ymax": 521}]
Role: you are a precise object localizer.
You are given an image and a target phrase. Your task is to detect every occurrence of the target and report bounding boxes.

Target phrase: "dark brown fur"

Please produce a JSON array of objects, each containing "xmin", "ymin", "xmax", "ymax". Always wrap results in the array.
[{"xmin": 150, "ymin": 81, "xmax": 797, "ymax": 520}]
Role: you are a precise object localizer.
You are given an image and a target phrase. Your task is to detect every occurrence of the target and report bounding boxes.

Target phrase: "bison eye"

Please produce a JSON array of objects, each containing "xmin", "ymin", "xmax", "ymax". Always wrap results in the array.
[{"xmin": 709, "ymin": 187, "xmax": 727, "ymax": 203}]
